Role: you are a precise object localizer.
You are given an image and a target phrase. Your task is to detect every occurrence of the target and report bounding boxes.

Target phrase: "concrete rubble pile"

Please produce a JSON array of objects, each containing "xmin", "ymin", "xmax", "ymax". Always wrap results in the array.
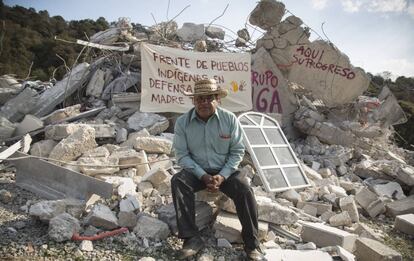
[{"xmin": 0, "ymin": 0, "xmax": 413, "ymax": 260}]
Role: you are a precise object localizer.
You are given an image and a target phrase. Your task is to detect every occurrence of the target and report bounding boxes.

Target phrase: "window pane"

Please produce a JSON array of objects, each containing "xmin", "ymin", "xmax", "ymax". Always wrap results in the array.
[
  {"xmin": 273, "ymin": 147, "xmax": 296, "ymax": 164},
  {"xmin": 263, "ymin": 117, "xmax": 277, "ymax": 127},
  {"xmin": 263, "ymin": 168, "xmax": 287, "ymax": 188},
  {"xmin": 264, "ymin": 128, "xmax": 285, "ymax": 144},
  {"xmin": 253, "ymin": 147, "xmax": 276, "ymax": 166},
  {"xmin": 249, "ymin": 115, "xmax": 262, "ymax": 125},
  {"xmin": 284, "ymin": 167, "xmax": 307, "ymax": 186},
  {"xmin": 244, "ymin": 128, "xmax": 266, "ymax": 144},
  {"xmin": 239, "ymin": 116, "xmax": 255, "ymax": 126}
]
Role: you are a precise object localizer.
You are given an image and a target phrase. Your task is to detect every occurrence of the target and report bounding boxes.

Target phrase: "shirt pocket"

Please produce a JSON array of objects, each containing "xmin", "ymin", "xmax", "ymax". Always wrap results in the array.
[{"xmin": 213, "ymin": 134, "xmax": 231, "ymax": 154}]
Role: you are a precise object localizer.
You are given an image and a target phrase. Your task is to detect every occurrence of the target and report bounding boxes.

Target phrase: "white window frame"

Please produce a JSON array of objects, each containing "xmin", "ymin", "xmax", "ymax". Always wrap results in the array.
[{"xmin": 238, "ymin": 112, "xmax": 311, "ymax": 192}]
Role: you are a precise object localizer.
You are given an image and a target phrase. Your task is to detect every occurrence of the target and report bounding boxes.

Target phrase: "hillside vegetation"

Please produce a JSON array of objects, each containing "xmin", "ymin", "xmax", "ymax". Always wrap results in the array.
[{"xmin": 1, "ymin": 2, "xmax": 413, "ymax": 149}]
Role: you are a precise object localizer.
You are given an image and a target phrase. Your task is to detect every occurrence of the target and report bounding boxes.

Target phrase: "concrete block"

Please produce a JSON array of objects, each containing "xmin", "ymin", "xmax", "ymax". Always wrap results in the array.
[
  {"xmin": 0, "ymin": 116, "xmax": 16, "ymax": 139},
  {"xmin": 264, "ymin": 249, "xmax": 332, "ymax": 261},
  {"xmin": 42, "ymin": 104, "xmax": 81, "ymax": 125},
  {"xmin": 133, "ymin": 136, "xmax": 172, "ymax": 154},
  {"xmin": 354, "ymin": 237, "xmax": 402, "ymax": 261},
  {"xmin": 329, "ymin": 211, "xmax": 352, "ymax": 227},
  {"xmin": 339, "ymin": 196, "xmax": 359, "ymax": 222},
  {"xmin": 297, "ymin": 201, "xmax": 332, "ymax": 216},
  {"xmin": 142, "ymin": 167, "xmax": 170, "ymax": 187},
  {"xmin": 394, "ymin": 214, "xmax": 414, "ymax": 236},
  {"xmin": 301, "ymin": 221, "xmax": 357, "ymax": 251},
  {"xmin": 133, "ymin": 215, "xmax": 170, "ymax": 240},
  {"xmin": 84, "ymin": 203, "xmax": 118, "ymax": 230}
]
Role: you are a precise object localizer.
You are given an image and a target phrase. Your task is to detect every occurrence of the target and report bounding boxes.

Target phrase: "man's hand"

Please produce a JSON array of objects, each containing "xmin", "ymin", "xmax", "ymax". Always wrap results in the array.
[{"xmin": 201, "ymin": 174, "xmax": 225, "ymax": 193}]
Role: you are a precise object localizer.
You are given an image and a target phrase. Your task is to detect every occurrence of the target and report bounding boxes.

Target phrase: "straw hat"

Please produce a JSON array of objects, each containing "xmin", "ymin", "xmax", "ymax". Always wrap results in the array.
[{"xmin": 183, "ymin": 79, "xmax": 228, "ymax": 98}]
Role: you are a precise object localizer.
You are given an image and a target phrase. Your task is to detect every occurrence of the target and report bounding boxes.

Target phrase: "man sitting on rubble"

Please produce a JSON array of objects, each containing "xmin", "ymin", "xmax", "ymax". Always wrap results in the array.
[{"xmin": 171, "ymin": 79, "xmax": 265, "ymax": 260}]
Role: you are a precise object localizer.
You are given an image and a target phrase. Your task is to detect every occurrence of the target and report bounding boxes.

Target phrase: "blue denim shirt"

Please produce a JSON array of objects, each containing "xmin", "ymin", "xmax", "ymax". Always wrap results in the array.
[{"xmin": 173, "ymin": 106, "xmax": 245, "ymax": 179}]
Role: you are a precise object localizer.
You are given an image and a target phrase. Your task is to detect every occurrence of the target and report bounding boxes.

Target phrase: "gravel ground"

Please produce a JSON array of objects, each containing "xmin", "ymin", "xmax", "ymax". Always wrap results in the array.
[{"xmin": 0, "ymin": 168, "xmax": 249, "ymax": 261}]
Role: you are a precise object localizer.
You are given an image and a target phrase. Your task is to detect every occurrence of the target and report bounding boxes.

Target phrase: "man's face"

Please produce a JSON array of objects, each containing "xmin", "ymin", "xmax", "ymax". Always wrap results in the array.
[{"xmin": 194, "ymin": 94, "xmax": 219, "ymax": 120}]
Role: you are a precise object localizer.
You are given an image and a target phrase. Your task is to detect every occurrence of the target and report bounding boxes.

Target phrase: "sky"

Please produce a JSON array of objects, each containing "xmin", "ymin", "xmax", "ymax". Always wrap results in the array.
[{"xmin": 4, "ymin": 0, "xmax": 414, "ymax": 79}]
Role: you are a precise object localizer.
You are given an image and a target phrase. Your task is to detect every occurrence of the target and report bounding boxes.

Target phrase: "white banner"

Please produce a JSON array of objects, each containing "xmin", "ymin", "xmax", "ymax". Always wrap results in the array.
[{"xmin": 140, "ymin": 43, "xmax": 252, "ymax": 113}]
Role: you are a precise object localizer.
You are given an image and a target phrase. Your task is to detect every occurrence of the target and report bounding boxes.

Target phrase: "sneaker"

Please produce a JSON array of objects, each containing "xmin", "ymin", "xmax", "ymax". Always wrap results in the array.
[
  {"xmin": 177, "ymin": 236, "xmax": 205, "ymax": 259},
  {"xmin": 245, "ymin": 247, "xmax": 266, "ymax": 261}
]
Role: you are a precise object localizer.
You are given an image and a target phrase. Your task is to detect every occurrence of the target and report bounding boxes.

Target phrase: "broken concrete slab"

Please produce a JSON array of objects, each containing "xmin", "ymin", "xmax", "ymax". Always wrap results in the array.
[
  {"xmin": 394, "ymin": 214, "xmax": 414, "ymax": 236},
  {"xmin": 264, "ymin": 248, "xmax": 333, "ymax": 261},
  {"xmin": 126, "ymin": 112, "xmax": 168, "ymax": 134},
  {"xmin": 141, "ymin": 167, "xmax": 170, "ymax": 187},
  {"xmin": 386, "ymin": 195, "xmax": 414, "ymax": 217},
  {"xmin": 214, "ymin": 211, "xmax": 268, "ymax": 243},
  {"xmin": 45, "ymin": 123, "xmax": 116, "ymax": 140},
  {"xmin": 0, "ymin": 87, "xmax": 39, "ymax": 122},
  {"xmin": 31, "ymin": 63, "xmax": 91, "ymax": 117},
  {"xmin": 301, "ymin": 221, "xmax": 357, "ymax": 251},
  {"xmin": 354, "ymin": 237, "xmax": 402, "ymax": 261},
  {"xmin": 287, "ymin": 40, "xmax": 370, "ymax": 107},
  {"xmin": 41, "ymin": 104, "xmax": 81, "ymax": 125},
  {"xmin": 251, "ymin": 48, "xmax": 298, "ymax": 133},
  {"xmin": 371, "ymin": 181, "xmax": 405, "ymax": 200},
  {"xmin": 78, "ymin": 156, "xmax": 119, "ymax": 176},
  {"xmin": 13, "ymin": 151, "xmax": 113, "ymax": 200},
  {"xmin": 86, "ymin": 69, "xmax": 105, "ymax": 98}
]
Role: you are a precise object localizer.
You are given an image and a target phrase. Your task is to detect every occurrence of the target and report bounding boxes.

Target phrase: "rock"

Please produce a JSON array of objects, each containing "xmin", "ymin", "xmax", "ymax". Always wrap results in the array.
[
  {"xmin": 84, "ymin": 204, "xmax": 118, "ymax": 230},
  {"xmin": 176, "ymin": 23, "xmax": 204, "ymax": 42},
  {"xmin": 29, "ymin": 139, "xmax": 58, "ymax": 157},
  {"xmin": 119, "ymin": 194, "xmax": 141, "ymax": 212},
  {"xmin": 297, "ymin": 201, "xmax": 333, "ymax": 216},
  {"xmin": 133, "ymin": 215, "xmax": 170, "ymax": 240},
  {"xmin": 116, "ymin": 178, "xmax": 137, "ymax": 198},
  {"xmin": 264, "ymin": 249, "xmax": 333, "ymax": 261},
  {"xmin": 29, "ymin": 200, "xmax": 67, "ymax": 221},
  {"xmin": 0, "ymin": 189, "xmax": 13, "ymax": 203},
  {"xmin": 237, "ymin": 28, "xmax": 250, "ymax": 41},
  {"xmin": 48, "ymin": 213, "xmax": 80, "ymax": 242},
  {"xmin": 137, "ymin": 181, "xmax": 153, "ymax": 197},
  {"xmin": 79, "ymin": 240, "xmax": 94, "ymax": 252},
  {"xmin": 249, "ymin": 0, "xmax": 285, "ymax": 30},
  {"xmin": 280, "ymin": 189, "xmax": 301, "ymax": 205},
  {"xmin": 0, "ymin": 87, "xmax": 39, "ymax": 122},
  {"xmin": 112, "ymin": 149, "xmax": 150, "ymax": 175},
  {"xmin": 15, "ymin": 114, "xmax": 43, "ymax": 136},
  {"xmin": 205, "ymin": 26, "xmax": 225, "ymax": 40},
  {"xmin": 256, "ymin": 196, "xmax": 298, "ymax": 224},
  {"xmin": 49, "ymin": 126, "xmax": 97, "ymax": 162},
  {"xmin": 133, "ymin": 136, "xmax": 172, "ymax": 154},
  {"xmin": 118, "ymin": 211, "xmax": 138, "ymax": 229},
  {"xmin": 296, "ymin": 242, "xmax": 316, "ymax": 250},
  {"xmin": 329, "ymin": 211, "xmax": 352, "ymax": 227},
  {"xmin": 0, "ymin": 116, "xmax": 16, "ymax": 139},
  {"xmin": 217, "ymin": 238, "xmax": 232, "ymax": 248},
  {"xmin": 141, "ymin": 167, "xmax": 170, "ymax": 187}
]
